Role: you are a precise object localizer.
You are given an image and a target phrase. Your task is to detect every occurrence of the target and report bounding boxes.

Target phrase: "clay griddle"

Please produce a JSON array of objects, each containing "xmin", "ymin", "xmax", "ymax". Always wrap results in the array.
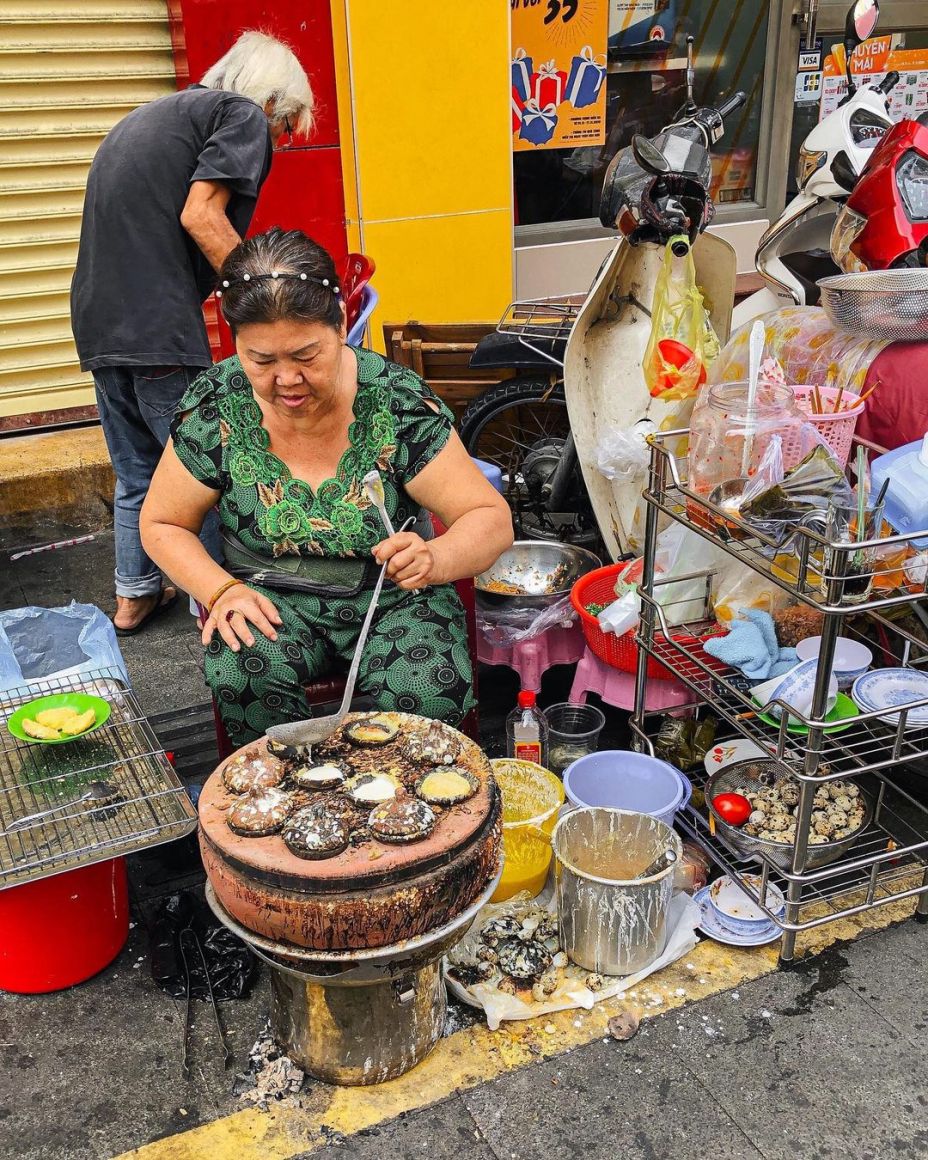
[{"xmin": 198, "ymin": 712, "xmax": 496, "ymax": 894}]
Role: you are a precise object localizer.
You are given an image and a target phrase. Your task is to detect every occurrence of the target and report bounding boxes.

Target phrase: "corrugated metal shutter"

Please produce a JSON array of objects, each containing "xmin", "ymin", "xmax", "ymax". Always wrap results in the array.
[{"xmin": 0, "ymin": 1, "xmax": 176, "ymax": 420}]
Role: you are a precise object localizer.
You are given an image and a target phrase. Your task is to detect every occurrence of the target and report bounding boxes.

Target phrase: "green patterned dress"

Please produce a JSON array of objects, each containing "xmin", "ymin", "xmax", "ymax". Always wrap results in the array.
[{"xmin": 170, "ymin": 348, "xmax": 475, "ymax": 746}]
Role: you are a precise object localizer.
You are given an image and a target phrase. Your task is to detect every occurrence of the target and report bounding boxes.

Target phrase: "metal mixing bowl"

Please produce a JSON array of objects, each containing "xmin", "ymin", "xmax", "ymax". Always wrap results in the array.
[
  {"xmin": 818, "ymin": 270, "xmax": 928, "ymax": 343},
  {"xmin": 475, "ymin": 541, "xmax": 602, "ymax": 610},
  {"xmin": 705, "ymin": 759, "xmax": 873, "ymax": 872}
]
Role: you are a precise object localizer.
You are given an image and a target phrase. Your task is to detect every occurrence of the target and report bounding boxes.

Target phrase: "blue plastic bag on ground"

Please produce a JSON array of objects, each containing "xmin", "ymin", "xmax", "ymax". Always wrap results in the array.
[{"xmin": 0, "ymin": 602, "xmax": 129, "ymax": 694}]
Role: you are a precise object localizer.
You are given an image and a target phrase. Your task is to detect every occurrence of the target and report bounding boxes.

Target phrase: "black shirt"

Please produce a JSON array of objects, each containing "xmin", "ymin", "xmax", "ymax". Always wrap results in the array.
[{"xmin": 71, "ymin": 86, "xmax": 272, "ymax": 371}]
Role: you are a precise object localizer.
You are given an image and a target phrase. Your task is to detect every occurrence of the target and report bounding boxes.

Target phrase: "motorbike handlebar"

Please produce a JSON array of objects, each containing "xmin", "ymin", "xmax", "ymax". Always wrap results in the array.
[
  {"xmin": 876, "ymin": 70, "xmax": 900, "ymax": 95},
  {"xmin": 716, "ymin": 91, "xmax": 747, "ymax": 120}
]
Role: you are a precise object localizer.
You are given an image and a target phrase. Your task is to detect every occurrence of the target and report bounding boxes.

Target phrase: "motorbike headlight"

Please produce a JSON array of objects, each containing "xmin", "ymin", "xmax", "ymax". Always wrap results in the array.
[
  {"xmin": 831, "ymin": 205, "xmax": 868, "ymax": 272},
  {"xmin": 796, "ymin": 146, "xmax": 827, "ymax": 189},
  {"xmin": 897, "ymin": 151, "xmax": 928, "ymax": 222}
]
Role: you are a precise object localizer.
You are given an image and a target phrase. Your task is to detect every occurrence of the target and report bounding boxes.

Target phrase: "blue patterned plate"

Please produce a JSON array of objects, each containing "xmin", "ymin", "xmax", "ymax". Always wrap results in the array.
[
  {"xmin": 694, "ymin": 886, "xmax": 781, "ymax": 947},
  {"xmin": 852, "ymin": 669, "xmax": 928, "ymax": 728}
]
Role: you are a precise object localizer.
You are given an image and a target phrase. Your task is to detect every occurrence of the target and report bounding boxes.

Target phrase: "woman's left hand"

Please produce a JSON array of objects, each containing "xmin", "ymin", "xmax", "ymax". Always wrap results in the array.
[{"xmin": 373, "ymin": 532, "xmax": 441, "ymax": 589}]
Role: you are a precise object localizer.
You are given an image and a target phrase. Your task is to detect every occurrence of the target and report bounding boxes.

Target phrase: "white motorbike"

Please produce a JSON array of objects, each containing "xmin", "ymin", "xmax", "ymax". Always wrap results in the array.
[{"xmin": 732, "ymin": 0, "xmax": 896, "ymax": 328}]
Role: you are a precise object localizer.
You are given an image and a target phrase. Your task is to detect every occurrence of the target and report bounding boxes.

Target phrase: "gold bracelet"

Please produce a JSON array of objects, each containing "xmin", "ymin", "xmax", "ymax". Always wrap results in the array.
[{"xmin": 206, "ymin": 578, "xmax": 243, "ymax": 615}]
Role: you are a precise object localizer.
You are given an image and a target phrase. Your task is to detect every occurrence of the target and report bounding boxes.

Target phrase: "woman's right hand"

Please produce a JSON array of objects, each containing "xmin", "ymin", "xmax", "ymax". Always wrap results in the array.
[{"xmin": 202, "ymin": 584, "xmax": 283, "ymax": 651}]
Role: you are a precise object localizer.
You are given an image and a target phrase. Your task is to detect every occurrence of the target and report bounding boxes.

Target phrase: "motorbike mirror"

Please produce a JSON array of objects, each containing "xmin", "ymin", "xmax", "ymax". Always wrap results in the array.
[
  {"xmin": 632, "ymin": 135, "xmax": 671, "ymax": 176},
  {"xmin": 848, "ymin": 0, "xmax": 879, "ymax": 43}
]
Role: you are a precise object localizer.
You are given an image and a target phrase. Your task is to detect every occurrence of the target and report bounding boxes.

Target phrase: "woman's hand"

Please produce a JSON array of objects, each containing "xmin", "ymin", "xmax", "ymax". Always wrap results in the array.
[
  {"xmin": 202, "ymin": 584, "xmax": 283, "ymax": 651},
  {"xmin": 373, "ymin": 532, "xmax": 442, "ymax": 590}
]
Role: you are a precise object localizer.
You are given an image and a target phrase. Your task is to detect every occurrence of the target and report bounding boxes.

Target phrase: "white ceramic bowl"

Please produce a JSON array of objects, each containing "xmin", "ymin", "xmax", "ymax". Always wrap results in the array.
[
  {"xmin": 753, "ymin": 659, "xmax": 838, "ymax": 724},
  {"xmin": 707, "ymin": 874, "xmax": 785, "ymax": 936},
  {"xmin": 796, "ymin": 636, "xmax": 872, "ymax": 690}
]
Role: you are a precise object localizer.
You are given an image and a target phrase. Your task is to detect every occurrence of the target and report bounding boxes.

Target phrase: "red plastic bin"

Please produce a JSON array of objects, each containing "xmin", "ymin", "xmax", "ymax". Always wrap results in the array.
[
  {"xmin": 571, "ymin": 564, "xmax": 726, "ymax": 682},
  {"xmin": 0, "ymin": 858, "xmax": 129, "ymax": 994}
]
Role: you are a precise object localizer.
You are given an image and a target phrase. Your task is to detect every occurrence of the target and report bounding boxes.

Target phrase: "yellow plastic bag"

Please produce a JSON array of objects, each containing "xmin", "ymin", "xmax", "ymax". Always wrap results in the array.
[{"xmin": 643, "ymin": 235, "xmax": 719, "ymax": 402}]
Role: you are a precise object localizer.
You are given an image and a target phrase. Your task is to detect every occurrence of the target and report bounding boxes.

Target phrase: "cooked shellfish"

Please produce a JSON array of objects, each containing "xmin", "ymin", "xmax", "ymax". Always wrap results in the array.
[
  {"xmin": 369, "ymin": 796, "xmax": 436, "ymax": 844},
  {"xmin": 222, "ymin": 754, "xmax": 286, "ymax": 795},
  {"xmin": 345, "ymin": 716, "xmax": 399, "ymax": 746},
  {"xmin": 290, "ymin": 762, "xmax": 348, "ymax": 790},
  {"xmin": 416, "ymin": 766, "xmax": 478, "ymax": 806},
  {"xmin": 404, "ymin": 721, "xmax": 462, "ymax": 766},
  {"xmin": 345, "ymin": 772, "xmax": 400, "ymax": 805},
  {"xmin": 227, "ymin": 787, "xmax": 292, "ymax": 836},
  {"xmin": 283, "ymin": 802, "xmax": 350, "ymax": 860},
  {"xmin": 497, "ymin": 938, "xmax": 552, "ymax": 980}
]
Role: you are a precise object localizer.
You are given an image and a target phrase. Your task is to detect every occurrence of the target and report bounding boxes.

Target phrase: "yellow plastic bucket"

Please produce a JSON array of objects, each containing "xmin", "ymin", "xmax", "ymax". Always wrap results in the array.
[{"xmin": 490, "ymin": 759, "xmax": 565, "ymax": 902}]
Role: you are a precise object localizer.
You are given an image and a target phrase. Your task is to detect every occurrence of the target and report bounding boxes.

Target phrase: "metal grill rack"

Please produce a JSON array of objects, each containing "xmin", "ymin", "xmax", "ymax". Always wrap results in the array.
[
  {"xmin": 496, "ymin": 296, "xmax": 581, "ymax": 365},
  {"xmin": 632, "ymin": 432, "xmax": 928, "ymax": 963},
  {"xmin": 0, "ymin": 671, "xmax": 198, "ymax": 891}
]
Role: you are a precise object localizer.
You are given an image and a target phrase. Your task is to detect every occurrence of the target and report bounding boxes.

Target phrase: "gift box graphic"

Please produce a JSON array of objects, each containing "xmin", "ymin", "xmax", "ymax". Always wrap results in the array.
[
  {"xmin": 565, "ymin": 46, "xmax": 607, "ymax": 109},
  {"xmin": 530, "ymin": 60, "xmax": 567, "ymax": 108},
  {"xmin": 511, "ymin": 47, "xmax": 533, "ymax": 103},
  {"xmin": 519, "ymin": 99, "xmax": 558, "ymax": 146},
  {"xmin": 511, "ymin": 86, "xmax": 526, "ymax": 134}
]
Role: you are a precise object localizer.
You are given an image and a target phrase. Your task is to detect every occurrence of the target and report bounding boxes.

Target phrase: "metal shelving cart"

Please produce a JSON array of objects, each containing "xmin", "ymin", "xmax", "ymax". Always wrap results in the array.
[{"xmin": 631, "ymin": 430, "xmax": 928, "ymax": 964}]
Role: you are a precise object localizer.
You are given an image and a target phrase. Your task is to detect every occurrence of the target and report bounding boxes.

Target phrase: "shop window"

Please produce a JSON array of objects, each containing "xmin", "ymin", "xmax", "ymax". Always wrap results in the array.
[{"xmin": 513, "ymin": 0, "xmax": 772, "ymax": 230}]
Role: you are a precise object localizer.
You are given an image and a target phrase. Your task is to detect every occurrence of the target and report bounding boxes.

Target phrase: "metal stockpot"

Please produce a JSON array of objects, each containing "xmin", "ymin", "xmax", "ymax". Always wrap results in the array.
[{"xmin": 553, "ymin": 808, "xmax": 681, "ymax": 975}]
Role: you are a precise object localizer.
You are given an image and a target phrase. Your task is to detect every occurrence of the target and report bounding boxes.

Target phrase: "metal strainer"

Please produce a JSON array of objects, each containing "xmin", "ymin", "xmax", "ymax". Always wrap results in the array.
[{"xmin": 818, "ymin": 270, "xmax": 928, "ymax": 342}]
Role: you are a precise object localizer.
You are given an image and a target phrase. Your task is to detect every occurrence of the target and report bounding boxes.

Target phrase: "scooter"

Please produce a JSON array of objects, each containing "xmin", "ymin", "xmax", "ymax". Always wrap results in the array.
[
  {"xmin": 732, "ymin": 0, "xmax": 895, "ymax": 328},
  {"xmin": 564, "ymin": 88, "xmax": 746, "ymax": 560}
]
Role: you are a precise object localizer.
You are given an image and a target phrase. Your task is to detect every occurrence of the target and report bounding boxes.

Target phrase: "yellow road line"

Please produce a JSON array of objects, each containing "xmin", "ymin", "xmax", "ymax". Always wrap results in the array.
[{"xmin": 118, "ymin": 891, "xmax": 918, "ymax": 1160}]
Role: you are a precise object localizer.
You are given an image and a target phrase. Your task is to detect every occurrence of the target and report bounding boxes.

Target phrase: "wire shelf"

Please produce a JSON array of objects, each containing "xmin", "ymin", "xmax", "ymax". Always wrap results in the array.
[
  {"xmin": 644, "ymin": 430, "xmax": 928, "ymax": 615},
  {"xmin": 0, "ymin": 671, "xmax": 198, "ymax": 891}
]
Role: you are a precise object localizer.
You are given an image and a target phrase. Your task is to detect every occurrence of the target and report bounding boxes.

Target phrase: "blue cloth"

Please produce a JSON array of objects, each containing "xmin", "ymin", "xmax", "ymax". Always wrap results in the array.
[{"xmin": 704, "ymin": 609, "xmax": 797, "ymax": 680}]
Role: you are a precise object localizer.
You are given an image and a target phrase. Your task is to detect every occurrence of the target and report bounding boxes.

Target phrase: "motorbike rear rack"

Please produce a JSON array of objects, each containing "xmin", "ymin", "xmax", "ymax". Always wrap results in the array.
[{"xmin": 496, "ymin": 296, "xmax": 581, "ymax": 366}]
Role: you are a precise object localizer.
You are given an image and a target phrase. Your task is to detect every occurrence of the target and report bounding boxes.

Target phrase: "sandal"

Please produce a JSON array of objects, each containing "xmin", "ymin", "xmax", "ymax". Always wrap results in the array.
[{"xmin": 113, "ymin": 587, "xmax": 180, "ymax": 637}]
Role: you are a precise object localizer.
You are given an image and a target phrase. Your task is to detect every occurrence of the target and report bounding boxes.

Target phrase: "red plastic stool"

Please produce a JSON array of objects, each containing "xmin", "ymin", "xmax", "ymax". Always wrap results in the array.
[
  {"xmin": 0, "ymin": 858, "xmax": 129, "ymax": 993},
  {"xmin": 569, "ymin": 645, "xmax": 691, "ymax": 711},
  {"xmin": 477, "ymin": 621, "xmax": 585, "ymax": 693}
]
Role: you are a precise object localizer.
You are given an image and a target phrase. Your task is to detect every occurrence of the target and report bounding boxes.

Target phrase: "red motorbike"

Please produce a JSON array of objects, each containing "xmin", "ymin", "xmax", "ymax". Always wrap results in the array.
[{"xmin": 832, "ymin": 111, "xmax": 928, "ymax": 271}]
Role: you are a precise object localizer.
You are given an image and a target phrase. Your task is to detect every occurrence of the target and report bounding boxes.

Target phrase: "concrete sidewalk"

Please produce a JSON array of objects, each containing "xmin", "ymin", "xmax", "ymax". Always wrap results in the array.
[{"xmin": 1, "ymin": 529, "xmax": 926, "ymax": 1160}]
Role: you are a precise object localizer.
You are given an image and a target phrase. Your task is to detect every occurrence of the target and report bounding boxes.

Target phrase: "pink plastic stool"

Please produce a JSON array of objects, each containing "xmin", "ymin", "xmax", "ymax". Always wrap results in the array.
[
  {"xmin": 569, "ymin": 645, "xmax": 691, "ymax": 711},
  {"xmin": 477, "ymin": 621, "xmax": 585, "ymax": 693}
]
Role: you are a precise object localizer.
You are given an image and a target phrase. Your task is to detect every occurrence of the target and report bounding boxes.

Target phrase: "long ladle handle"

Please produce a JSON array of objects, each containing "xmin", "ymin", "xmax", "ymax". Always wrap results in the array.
[{"xmin": 334, "ymin": 515, "xmax": 415, "ymax": 721}]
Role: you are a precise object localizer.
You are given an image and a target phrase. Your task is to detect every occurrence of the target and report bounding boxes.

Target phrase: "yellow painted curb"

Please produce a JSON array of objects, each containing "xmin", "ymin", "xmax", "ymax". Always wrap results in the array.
[
  {"xmin": 117, "ymin": 887, "xmax": 919, "ymax": 1160},
  {"xmin": 0, "ymin": 428, "xmax": 113, "ymax": 519}
]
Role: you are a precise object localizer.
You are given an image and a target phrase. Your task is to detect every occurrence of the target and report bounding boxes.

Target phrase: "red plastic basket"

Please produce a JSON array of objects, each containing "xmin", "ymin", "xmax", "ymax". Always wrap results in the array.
[{"xmin": 570, "ymin": 564, "xmax": 726, "ymax": 681}]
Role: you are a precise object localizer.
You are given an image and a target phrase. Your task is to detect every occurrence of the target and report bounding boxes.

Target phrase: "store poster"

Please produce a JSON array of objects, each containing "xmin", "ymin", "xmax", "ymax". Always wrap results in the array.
[
  {"xmin": 511, "ymin": 0, "xmax": 609, "ymax": 152},
  {"xmin": 819, "ymin": 34, "xmax": 928, "ymax": 121}
]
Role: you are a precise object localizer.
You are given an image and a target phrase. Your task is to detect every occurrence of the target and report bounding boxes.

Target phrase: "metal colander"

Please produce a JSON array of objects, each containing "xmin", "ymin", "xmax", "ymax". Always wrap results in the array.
[
  {"xmin": 818, "ymin": 270, "xmax": 928, "ymax": 342},
  {"xmin": 705, "ymin": 759, "xmax": 872, "ymax": 872}
]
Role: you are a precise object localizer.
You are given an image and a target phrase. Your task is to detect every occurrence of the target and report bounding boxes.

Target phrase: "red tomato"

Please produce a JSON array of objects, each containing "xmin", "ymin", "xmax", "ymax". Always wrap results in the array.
[{"xmin": 712, "ymin": 792, "xmax": 752, "ymax": 827}]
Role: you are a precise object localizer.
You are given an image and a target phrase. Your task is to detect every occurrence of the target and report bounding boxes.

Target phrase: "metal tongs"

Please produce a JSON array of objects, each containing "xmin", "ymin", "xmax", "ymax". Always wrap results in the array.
[{"xmin": 179, "ymin": 926, "xmax": 231, "ymax": 1076}]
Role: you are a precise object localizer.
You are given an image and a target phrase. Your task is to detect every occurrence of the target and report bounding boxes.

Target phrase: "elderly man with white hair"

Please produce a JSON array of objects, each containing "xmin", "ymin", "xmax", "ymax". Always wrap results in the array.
[{"xmin": 71, "ymin": 31, "xmax": 314, "ymax": 635}]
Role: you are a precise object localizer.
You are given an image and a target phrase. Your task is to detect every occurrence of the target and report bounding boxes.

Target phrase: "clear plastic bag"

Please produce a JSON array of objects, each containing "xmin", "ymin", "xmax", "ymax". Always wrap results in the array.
[
  {"xmin": 596, "ymin": 419, "xmax": 656, "ymax": 481},
  {"xmin": 0, "ymin": 602, "xmax": 129, "ymax": 693},
  {"xmin": 643, "ymin": 236, "xmax": 720, "ymax": 401},
  {"xmin": 478, "ymin": 596, "xmax": 576, "ymax": 648}
]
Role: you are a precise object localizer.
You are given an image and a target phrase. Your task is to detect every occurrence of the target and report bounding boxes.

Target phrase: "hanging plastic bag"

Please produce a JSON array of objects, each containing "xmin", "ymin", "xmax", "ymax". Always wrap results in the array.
[
  {"xmin": 0, "ymin": 602, "xmax": 129, "ymax": 694},
  {"xmin": 643, "ymin": 235, "xmax": 720, "ymax": 401}
]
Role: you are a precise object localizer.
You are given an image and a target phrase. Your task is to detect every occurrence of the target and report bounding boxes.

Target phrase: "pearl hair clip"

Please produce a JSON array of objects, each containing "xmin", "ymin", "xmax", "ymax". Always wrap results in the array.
[{"xmin": 215, "ymin": 272, "xmax": 340, "ymax": 299}]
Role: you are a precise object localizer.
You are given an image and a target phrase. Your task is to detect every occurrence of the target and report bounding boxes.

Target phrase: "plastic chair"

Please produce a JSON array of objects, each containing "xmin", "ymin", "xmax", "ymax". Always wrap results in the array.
[
  {"xmin": 477, "ymin": 620, "xmax": 585, "ymax": 694},
  {"xmin": 341, "ymin": 253, "xmax": 376, "ymax": 332},
  {"xmin": 569, "ymin": 645, "xmax": 691, "ymax": 711},
  {"xmin": 346, "ymin": 284, "xmax": 379, "ymax": 346}
]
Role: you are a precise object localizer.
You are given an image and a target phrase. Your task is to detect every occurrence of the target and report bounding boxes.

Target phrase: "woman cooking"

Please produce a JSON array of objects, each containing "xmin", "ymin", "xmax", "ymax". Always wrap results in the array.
[{"xmin": 141, "ymin": 227, "xmax": 513, "ymax": 746}]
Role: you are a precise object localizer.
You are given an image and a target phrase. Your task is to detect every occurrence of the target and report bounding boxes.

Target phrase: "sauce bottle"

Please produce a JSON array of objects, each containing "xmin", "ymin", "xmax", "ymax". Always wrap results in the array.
[{"xmin": 506, "ymin": 690, "xmax": 549, "ymax": 767}]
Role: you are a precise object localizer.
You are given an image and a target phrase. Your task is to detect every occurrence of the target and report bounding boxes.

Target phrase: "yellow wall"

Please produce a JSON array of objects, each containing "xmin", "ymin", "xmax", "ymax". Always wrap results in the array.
[{"xmin": 332, "ymin": 0, "xmax": 513, "ymax": 348}]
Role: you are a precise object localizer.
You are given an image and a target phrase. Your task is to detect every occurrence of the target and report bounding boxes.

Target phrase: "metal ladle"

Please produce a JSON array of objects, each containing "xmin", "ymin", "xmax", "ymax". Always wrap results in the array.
[
  {"xmin": 3, "ymin": 779, "xmax": 119, "ymax": 834},
  {"xmin": 264, "ymin": 516, "xmax": 416, "ymax": 753}
]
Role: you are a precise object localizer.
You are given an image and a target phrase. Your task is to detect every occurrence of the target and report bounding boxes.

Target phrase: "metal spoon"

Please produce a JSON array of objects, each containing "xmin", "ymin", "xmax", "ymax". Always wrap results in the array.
[
  {"xmin": 264, "ymin": 517, "xmax": 415, "ymax": 753},
  {"xmin": 633, "ymin": 847, "xmax": 678, "ymax": 880},
  {"xmin": 3, "ymin": 780, "xmax": 119, "ymax": 834},
  {"xmin": 363, "ymin": 470, "xmax": 421, "ymax": 594}
]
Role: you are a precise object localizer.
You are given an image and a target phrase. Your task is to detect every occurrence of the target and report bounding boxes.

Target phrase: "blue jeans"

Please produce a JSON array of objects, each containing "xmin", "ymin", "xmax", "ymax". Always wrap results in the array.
[{"xmin": 94, "ymin": 364, "xmax": 221, "ymax": 598}]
